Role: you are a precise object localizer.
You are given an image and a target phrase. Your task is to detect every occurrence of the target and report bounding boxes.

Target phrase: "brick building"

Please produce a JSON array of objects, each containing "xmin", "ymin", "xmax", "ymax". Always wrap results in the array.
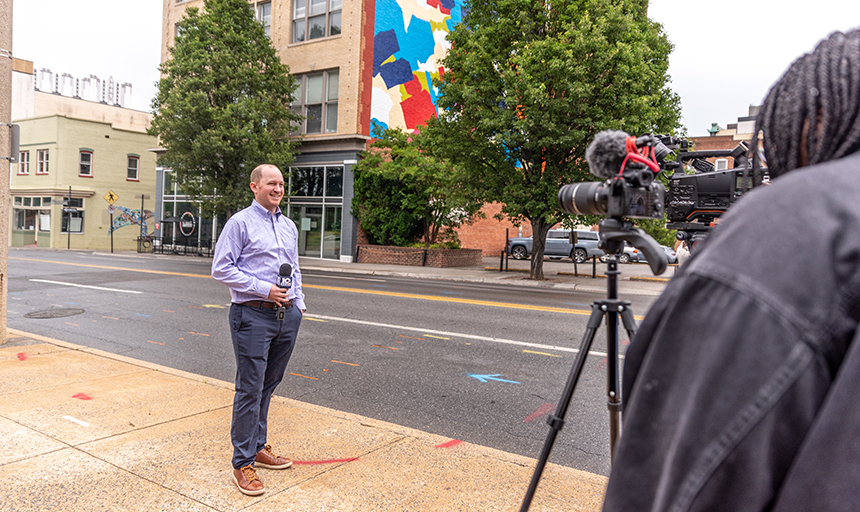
[{"xmin": 160, "ymin": 0, "xmax": 469, "ymax": 261}]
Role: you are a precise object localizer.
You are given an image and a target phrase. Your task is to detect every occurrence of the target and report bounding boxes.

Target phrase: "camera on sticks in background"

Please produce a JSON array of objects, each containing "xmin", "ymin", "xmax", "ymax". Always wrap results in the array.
[{"xmin": 663, "ymin": 139, "xmax": 769, "ymax": 251}]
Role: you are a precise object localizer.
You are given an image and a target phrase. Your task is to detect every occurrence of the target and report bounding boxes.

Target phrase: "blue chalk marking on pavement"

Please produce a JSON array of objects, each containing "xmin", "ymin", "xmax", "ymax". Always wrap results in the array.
[
  {"xmin": 468, "ymin": 374, "xmax": 521, "ymax": 384},
  {"xmin": 136, "ymin": 313, "xmax": 151, "ymax": 317}
]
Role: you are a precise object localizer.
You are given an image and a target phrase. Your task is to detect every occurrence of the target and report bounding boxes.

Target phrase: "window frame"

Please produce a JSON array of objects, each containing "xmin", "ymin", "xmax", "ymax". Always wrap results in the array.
[
  {"xmin": 256, "ymin": 2, "xmax": 272, "ymax": 37},
  {"xmin": 36, "ymin": 149, "xmax": 49, "ymax": 175},
  {"xmin": 127, "ymin": 155, "xmax": 140, "ymax": 181},
  {"xmin": 61, "ymin": 197, "xmax": 85, "ymax": 234},
  {"xmin": 291, "ymin": 0, "xmax": 342, "ymax": 43},
  {"xmin": 293, "ymin": 69, "xmax": 339, "ymax": 135},
  {"xmin": 79, "ymin": 149, "xmax": 93, "ymax": 177},
  {"xmin": 17, "ymin": 150, "xmax": 29, "ymax": 175}
]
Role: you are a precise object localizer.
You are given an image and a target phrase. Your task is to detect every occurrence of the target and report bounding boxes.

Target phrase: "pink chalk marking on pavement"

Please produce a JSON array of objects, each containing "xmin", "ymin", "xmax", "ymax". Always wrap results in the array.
[
  {"xmin": 72, "ymin": 393, "xmax": 93, "ymax": 400},
  {"xmin": 17, "ymin": 353, "xmax": 27, "ymax": 361},
  {"xmin": 292, "ymin": 458, "xmax": 359, "ymax": 465},
  {"xmin": 523, "ymin": 403, "xmax": 555, "ymax": 423},
  {"xmin": 434, "ymin": 439, "xmax": 463, "ymax": 449}
]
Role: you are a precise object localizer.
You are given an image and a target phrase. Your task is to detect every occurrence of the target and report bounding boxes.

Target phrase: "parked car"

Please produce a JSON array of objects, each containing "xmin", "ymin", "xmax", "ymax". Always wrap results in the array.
[
  {"xmin": 506, "ymin": 229, "xmax": 604, "ymax": 263},
  {"xmin": 600, "ymin": 242, "xmax": 664, "ymax": 264},
  {"xmin": 619, "ymin": 244, "xmax": 676, "ymax": 264},
  {"xmin": 599, "ymin": 241, "xmax": 638, "ymax": 263}
]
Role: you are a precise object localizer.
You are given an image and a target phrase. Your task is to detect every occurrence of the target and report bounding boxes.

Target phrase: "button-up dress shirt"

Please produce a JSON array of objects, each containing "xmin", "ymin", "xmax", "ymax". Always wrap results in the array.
[{"xmin": 211, "ymin": 200, "xmax": 305, "ymax": 310}]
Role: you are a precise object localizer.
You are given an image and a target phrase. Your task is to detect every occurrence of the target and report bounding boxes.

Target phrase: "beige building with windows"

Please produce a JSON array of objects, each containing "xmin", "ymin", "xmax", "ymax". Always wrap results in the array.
[
  {"xmin": 160, "ymin": 0, "xmax": 375, "ymax": 261},
  {"xmin": 10, "ymin": 59, "xmax": 158, "ymax": 251}
]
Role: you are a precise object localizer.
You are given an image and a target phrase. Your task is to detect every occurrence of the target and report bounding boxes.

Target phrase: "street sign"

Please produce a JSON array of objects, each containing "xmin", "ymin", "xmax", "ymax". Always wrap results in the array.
[
  {"xmin": 108, "ymin": 205, "xmax": 115, "ymax": 214},
  {"xmin": 104, "ymin": 190, "xmax": 118, "ymax": 205},
  {"xmin": 63, "ymin": 207, "xmax": 78, "ymax": 213}
]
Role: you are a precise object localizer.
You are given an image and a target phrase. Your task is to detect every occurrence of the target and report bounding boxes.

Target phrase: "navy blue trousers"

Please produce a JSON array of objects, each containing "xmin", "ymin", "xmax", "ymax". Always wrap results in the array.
[{"xmin": 228, "ymin": 302, "xmax": 301, "ymax": 469}]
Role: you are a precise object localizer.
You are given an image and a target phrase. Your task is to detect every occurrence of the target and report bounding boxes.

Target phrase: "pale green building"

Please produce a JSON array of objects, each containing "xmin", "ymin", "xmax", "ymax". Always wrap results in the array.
[{"xmin": 11, "ymin": 63, "xmax": 158, "ymax": 251}]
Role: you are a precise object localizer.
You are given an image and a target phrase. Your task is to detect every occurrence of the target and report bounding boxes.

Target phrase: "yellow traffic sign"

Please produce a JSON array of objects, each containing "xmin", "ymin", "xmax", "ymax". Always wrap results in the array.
[{"xmin": 104, "ymin": 190, "xmax": 118, "ymax": 205}]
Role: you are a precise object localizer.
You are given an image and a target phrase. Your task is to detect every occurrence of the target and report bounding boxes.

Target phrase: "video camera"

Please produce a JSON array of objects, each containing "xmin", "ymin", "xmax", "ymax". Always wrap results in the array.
[
  {"xmin": 664, "ymin": 139, "xmax": 768, "ymax": 249},
  {"xmin": 557, "ymin": 130, "xmax": 768, "ymax": 254}
]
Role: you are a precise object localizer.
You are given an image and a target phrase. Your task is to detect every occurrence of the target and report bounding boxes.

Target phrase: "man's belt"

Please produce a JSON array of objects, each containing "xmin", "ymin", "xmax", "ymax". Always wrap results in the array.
[{"xmin": 238, "ymin": 300, "xmax": 293, "ymax": 309}]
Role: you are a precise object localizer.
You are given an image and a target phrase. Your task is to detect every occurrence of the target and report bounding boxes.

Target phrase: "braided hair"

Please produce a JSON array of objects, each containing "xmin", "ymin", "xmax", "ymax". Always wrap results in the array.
[{"xmin": 755, "ymin": 28, "xmax": 860, "ymax": 179}]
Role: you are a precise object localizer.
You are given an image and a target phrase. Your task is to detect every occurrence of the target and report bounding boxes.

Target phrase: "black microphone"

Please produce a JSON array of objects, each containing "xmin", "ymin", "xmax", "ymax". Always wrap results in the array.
[
  {"xmin": 585, "ymin": 130, "xmax": 633, "ymax": 180},
  {"xmin": 277, "ymin": 263, "xmax": 292, "ymax": 291}
]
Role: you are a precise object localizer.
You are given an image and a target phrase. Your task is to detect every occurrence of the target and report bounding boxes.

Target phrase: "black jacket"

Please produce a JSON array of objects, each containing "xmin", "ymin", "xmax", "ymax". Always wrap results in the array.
[{"xmin": 602, "ymin": 152, "xmax": 860, "ymax": 512}]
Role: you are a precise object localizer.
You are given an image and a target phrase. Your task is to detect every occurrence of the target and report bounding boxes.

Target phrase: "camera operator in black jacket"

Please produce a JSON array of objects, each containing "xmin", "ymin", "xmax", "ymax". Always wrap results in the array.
[{"xmin": 602, "ymin": 28, "xmax": 860, "ymax": 512}]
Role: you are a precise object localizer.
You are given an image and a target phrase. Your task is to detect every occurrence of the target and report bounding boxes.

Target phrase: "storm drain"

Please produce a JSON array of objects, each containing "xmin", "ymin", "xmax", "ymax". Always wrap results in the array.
[{"xmin": 25, "ymin": 308, "xmax": 85, "ymax": 319}]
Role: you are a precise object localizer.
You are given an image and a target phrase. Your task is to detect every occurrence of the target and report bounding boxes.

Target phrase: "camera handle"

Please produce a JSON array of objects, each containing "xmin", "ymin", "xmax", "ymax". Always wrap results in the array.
[
  {"xmin": 520, "ymin": 257, "xmax": 638, "ymax": 511},
  {"xmin": 599, "ymin": 218, "xmax": 668, "ymax": 275}
]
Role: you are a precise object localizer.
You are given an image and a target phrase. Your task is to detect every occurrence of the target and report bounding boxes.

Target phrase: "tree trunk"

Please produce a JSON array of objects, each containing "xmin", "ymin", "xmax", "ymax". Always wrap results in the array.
[{"xmin": 529, "ymin": 217, "xmax": 552, "ymax": 280}]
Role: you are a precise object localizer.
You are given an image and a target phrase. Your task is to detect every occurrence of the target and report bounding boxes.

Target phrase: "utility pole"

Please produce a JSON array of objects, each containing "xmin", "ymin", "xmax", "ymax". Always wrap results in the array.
[{"xmin": 0, "ymin": 0, "xmax": 13, "ymax": 344}]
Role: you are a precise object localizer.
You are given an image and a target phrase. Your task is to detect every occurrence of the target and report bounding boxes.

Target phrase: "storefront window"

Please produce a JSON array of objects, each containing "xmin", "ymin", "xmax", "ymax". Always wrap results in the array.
[{"xmin": 287, "ymin": 164, "xmax": 345, "ymax": 259}]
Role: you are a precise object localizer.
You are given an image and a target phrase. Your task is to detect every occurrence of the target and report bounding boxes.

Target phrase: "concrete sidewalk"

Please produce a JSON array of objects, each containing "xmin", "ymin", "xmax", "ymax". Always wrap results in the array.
[{"xmin": 0, "ymin": 330, "xmax": 607, "ymax": 512}]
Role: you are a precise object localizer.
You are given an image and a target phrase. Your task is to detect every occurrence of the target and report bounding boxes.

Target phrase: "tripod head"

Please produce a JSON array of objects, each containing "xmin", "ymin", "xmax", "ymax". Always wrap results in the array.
[{"xmin": 598, "ymin": 218, "xmax": 668, "ymax": 275}]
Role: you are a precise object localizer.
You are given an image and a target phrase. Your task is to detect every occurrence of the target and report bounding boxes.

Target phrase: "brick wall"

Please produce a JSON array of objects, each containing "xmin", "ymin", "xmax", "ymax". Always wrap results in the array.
[
  {"xmin": 455, "ymin": 203, "xmax": 534, "ymax": 257},
  {"xmin": 355, "ymin": 245, "xmax": 482, "ymax": 267},
  {"xmin": 689, "ymin": 135, "xmax": 741, "ymax": 167}
]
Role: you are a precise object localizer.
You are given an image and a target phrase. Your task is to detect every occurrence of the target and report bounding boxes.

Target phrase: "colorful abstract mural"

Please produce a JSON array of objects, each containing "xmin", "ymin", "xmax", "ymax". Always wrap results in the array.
[
  {"xmin": 108, "ymin": 206, "xmax": 153, "ymax": 237},
  {"xmin": 371, "ymin": 0, "xmax": 467, "ymax": 133}
]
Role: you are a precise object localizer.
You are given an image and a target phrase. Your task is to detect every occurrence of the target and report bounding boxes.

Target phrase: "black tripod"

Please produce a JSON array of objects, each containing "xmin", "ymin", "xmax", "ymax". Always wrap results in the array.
[{"xmin": 519, "ymin": 219, "xmax": 666, "ymax": 511}]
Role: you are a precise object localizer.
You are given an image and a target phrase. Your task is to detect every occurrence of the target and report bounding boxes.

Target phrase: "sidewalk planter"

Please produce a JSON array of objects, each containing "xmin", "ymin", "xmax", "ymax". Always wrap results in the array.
[{"xmin": 355, "ymin": 245, "xmax": 482, "ymax": 268}]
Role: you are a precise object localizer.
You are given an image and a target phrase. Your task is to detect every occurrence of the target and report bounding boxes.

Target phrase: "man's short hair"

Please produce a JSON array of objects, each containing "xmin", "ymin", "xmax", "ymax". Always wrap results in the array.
[{"xmin": 250, "ymin": 164, "xmax": 280, "ymax": 185}]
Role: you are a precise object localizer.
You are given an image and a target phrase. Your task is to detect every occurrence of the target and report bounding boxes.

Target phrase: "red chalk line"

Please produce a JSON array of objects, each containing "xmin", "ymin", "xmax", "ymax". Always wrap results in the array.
[
  {"xmin": 523, "ymin": 403, "xmax": 555, "ymax": 424},
  {"xmin": 292, "ymin": 457, "xmax": 358, "ymax": 465},
  {"xmin": 72, "ymin": 393, "xmax": 93, "ymax": 400},
  {"xmin": 17, "ymin": 353, "xmax": 27, "ymax": 361},
  {"xmin": 434, "ymin": 439, "xmax": 463, "ymax": 449}
]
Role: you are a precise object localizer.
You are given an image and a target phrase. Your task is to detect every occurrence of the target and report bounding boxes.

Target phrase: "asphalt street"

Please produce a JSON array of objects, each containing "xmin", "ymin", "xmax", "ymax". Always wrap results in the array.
[{"xmin": 6, "ymin": 247, "xmax": 662, "ymax": 476}]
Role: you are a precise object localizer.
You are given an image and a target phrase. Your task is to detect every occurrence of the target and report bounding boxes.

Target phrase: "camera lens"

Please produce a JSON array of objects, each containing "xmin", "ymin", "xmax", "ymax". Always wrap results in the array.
[{"xmin": 558, "ymin": 181, "xmax": 608, "ymax": 216}]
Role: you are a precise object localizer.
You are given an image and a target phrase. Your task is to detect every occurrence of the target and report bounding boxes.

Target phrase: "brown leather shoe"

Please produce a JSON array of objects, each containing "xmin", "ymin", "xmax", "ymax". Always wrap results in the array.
[
  {"xmin": 255, "ymin": 444, "xmax": 293, "ymax": 469},
  {"xmin": 232, "ymin": 465, "xmax": 264, "ymax": 496}
]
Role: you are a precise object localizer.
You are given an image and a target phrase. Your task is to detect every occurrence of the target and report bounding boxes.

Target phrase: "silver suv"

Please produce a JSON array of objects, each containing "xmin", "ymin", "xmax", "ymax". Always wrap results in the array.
[{"xmin": 507, "ymin": 229, "xmax": 605, "ymax": 263}]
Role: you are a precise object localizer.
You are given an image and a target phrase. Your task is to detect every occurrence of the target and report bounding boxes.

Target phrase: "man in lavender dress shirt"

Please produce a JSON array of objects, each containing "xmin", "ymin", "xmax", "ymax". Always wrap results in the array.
[{"xmin": 211, "ymin": 164, "xmax": 306, "ymax": 496}]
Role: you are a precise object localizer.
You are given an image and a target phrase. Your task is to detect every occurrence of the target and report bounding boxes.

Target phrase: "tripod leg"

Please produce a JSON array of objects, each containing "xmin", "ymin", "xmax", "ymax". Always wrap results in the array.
[
  {"xmin": 520, "ymin": 306, "xmax": 604, "ymax": 512},
  {"xmin": 608, "ymin": 304, "xmax": 637, "ymax": 459},
  {"xmin": 619, "ymin": 305, "xmax": 637, "ymax": 340}
]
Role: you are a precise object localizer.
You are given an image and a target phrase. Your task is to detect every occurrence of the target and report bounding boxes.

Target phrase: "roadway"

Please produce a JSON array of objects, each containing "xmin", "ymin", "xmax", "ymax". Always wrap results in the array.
[{"xmin": 6, "ymin": 247, "xmax": 662, "ymax": 476}]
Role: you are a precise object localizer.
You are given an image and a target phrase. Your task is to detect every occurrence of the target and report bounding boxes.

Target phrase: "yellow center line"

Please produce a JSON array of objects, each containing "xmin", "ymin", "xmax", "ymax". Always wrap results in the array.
[
  {"xmin": 305, "ymin": 284, "xmax": 595, "ymax": 316},
  {"xmin": 11, "ymin": 257, "xmax": 210, "ymax": 279},
  {"xmin": 12, "ymin": 256, "xmax": 644, "ymax": 318}
]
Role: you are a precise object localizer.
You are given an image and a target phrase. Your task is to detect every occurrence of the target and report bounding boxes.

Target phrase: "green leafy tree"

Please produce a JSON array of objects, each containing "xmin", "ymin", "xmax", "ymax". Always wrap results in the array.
[
  {"xmin": 149, "ymin": 0, "xmax": 302, "ymax": 219},
  {"xmin": 425, "ymin": 0, "xmax": 681, "ymax": 278},
  {"xmin": 353, "ymin": 127, "xmax": 483, "ymax": 248},
  {"xmin": 352, "ymin": 166, "xmax": 424, "ymax": 247}
]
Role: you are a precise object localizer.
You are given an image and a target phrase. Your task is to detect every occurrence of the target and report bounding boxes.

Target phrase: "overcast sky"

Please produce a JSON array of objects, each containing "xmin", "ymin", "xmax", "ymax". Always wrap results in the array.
[{"xmin": 12, "ymin": 1, "xmax": 860, "ymax": 136}]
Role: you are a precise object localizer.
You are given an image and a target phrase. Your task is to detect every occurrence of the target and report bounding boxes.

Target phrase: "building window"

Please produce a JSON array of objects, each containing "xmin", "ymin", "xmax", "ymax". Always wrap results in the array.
[
  {"xmin": 18, "ymin": 151, "xmax": 29, "ymax": 175},
  {"xmin": 127, "ymin": 155, "xmax": 140, "ymax": 181},
  {"xmin": 79, "ymin": 150, "xmax": 93, "ymax": 177},
  {"xmin": 36, "ymin": 149, "xmax": 49, "ymax": 174},
  {"xmin": 292, "ymin": 0, "xmax": 341, "ymax": 43},
  {"xmin": 13, "ymin": 196, "xmax": 53, "ymax": 232},
  {"xmin": 61, "ymin": 198, "xmax": 84, "ymax": 234},
  {"xmin": 287, "ymin": 165, "xmax": 344, "ymax": 259},
  {"xmin": 293, "ymin": 70, "xmax": 339, "ymax": 134},
  {"xmin": 256, "ymin": 2, "xmax": 272, "ymax": 37}
]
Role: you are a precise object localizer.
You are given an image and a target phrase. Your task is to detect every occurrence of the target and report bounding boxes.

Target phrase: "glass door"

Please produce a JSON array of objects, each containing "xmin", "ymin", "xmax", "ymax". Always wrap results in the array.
[{"xmin": 289, "ymin": 205, "xmax": 323, "ymax": 257}]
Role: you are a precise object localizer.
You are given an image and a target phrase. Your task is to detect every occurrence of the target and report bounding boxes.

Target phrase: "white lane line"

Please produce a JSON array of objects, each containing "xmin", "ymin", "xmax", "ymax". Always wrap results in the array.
[
  {"xmin": 305, "ymin": 313, "xmax": 615, "ymax": 359},
  {"xmin": 29, "ymin": 279, "xmax": 143, "ymax": 294},
  {"xmin": 62, "ymin": 415, "xmax": 91, "ymax": 427}
]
